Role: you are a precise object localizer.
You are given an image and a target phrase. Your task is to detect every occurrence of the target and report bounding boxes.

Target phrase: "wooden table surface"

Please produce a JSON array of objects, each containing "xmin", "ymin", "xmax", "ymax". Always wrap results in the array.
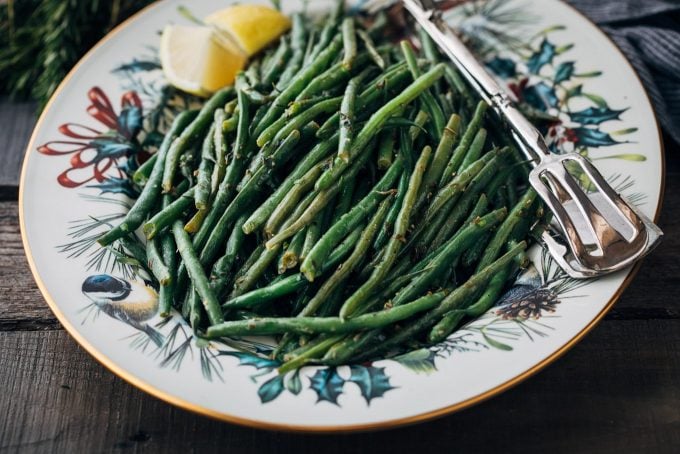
[{"xmin": 1, "ymin": 96, "xmax": 678, "ymax": 453}]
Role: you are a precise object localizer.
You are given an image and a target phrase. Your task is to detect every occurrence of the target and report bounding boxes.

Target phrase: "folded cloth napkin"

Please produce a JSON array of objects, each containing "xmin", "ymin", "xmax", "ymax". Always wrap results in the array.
[{"xmin": 567, "ymin": 0, "xmax": 680, "ymax": 144}]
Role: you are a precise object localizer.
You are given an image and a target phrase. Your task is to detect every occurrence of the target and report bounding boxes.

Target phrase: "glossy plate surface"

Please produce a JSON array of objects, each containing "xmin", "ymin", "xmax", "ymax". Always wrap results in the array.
[{"xmin": 20, "ymin": 0, "xmax": 663, "ymax": 431}]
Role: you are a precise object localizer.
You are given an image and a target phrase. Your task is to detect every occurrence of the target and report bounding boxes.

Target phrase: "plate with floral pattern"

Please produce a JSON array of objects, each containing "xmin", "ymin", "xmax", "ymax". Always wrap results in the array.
[{"xmin": 20, "ymin": 0, "xmax": 664, "ymax": 431}]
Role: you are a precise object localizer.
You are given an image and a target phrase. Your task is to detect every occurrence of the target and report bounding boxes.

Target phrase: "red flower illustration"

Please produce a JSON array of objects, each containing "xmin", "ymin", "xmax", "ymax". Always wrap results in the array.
[{"xmin": 38, "ymin": 87, "xmax": 143, "ymax": 188}]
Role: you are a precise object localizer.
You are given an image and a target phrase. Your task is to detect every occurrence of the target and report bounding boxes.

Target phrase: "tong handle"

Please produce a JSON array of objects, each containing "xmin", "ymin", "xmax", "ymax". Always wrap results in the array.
[{"xmin": 402, "ymin": 0, "xmax": 549, "ymax": 163}]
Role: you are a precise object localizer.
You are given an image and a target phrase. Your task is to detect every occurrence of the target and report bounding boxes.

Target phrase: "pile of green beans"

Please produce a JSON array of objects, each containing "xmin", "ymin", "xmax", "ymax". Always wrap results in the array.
[{"xmin": 98, "ymin": 6, "xmax": 542, "ymax": 370}]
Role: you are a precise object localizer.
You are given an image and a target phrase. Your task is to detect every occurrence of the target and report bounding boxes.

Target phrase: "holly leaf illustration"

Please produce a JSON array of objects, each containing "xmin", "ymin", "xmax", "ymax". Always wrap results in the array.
[
  {"xmin": 571, "ymin": 127, "xmax": 623, "ymax": 148},
  {"xmin": 486, "ymin": 57, "xmax": 516, "ymax": 78},
  {"xmin": 309, "ymin": 367, "xmax": 345, "ymax": 405},
  {"xmin": 568, "ymin": 107, "xmax": 627, "ymax": 125},
  {"xmin": 392, "ymin": 348, "xmax": 438, "ymax": 375},
  {"xmin": 348, "ymin": 365, "xmax": 395, "ymax": 404},
  {"xmin": 284, "ymin": 370, "xmax": 303, "ymax": 395},
  {"xmin": 258, "ymin": 374, "xmax": 285, "ymax": 403},
  {"xmin": 219, "ymin": 351, "xmax": 280, "ymax": 370},
  {"xmin": 91, "ymin": 138, "xmax": 136, "ymax": 159},
  {"xmin": 527, "ymin": 39, "xmax": 556, "ymax": 74},
  {"xmin": 87, "ymin": 177, "xmax": 138, "ymax": 198},
  {"xmin": 118, "ymin": 104, "xmax": 143, "ymax": 139},
  {"xmin": 554, "ymin": 61, "xmax": 575, "ymax": 83},
  {"xmin": 142, "ymin": 130, "xmax": 165, "ymax": 149},
  {"xmin": 523, "ymin": 82, "xmax": 559, "ymax": 111}
]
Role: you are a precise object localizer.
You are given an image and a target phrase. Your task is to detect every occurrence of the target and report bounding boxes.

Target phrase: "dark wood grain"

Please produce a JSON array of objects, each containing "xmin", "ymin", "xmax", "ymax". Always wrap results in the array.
[
  {"xmin": 0, "ymin": 202, "xmax": 57, "ymax": 330},
  {"xmin": 0, "ymin": 99, "xmax": 37, "ymax": 188},
  {"xmin": 1, "ymin": 93, "xmax": 679, "ymax": 454},
  {"xmin": 0, "ymin": 321, "xmax": 678, "ymax": 453}
]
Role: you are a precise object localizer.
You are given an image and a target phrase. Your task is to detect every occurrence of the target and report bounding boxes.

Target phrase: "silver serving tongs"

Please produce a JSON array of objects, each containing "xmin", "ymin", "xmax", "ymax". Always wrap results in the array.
[{"xmin": 403, "ymin": 0, "xmax": 662, "ymax": 278}]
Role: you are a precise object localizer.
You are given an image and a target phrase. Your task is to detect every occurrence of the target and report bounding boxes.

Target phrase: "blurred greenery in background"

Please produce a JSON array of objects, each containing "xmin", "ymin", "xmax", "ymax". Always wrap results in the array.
[{"xmin": 0, "ymin": 0, "xmax": 154, "ymax": 109}]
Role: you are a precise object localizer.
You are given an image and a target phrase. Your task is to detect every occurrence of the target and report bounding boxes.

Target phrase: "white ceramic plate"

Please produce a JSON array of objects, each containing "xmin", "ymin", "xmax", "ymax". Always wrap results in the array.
[{"xmin": 20, "ymin": 0, "xmax": 664, "ymax": 431}]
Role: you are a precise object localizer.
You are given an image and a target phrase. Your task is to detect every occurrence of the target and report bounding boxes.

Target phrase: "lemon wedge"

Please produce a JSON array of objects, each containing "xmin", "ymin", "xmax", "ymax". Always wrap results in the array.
[
  {"xmin": 160, "ymin": 24, "xmax": 246, "ymax": 97},
  {"xmin": 205, "ymin": 4, "xmax": 291, "ymax": 57}
]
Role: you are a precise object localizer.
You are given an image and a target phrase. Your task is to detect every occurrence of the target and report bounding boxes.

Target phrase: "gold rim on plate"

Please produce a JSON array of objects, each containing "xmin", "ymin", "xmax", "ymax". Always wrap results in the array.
[{"xmin": 18, "ymin": 0, "xmax": 666, "ymax": 433}]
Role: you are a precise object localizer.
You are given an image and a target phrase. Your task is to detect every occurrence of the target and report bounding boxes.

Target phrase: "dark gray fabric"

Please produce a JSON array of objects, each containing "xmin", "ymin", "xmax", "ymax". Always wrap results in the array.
[{"xmin": 567, "ymin": 0, "xmax": 680, "ymax": 143}]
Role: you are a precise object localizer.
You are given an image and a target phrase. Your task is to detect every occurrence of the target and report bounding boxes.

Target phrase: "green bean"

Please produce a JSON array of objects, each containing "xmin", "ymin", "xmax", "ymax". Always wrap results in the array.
[
  {"xmin": 262, "ymin": 36, "xmax": 291, "ymax": 87},
  {"xmin": 206, "ymin": 290, "xmax": 448, "ymax": 338},
  {"xmin": 254, "ymin": 36, "xmax": 342, "ymax": 139},
  {"xmin": 340, "ymin": 145, "xmax": 432, "ymax": 319},
  {"xmin": 322, "ymin": 330, "xmax": 381, "ymax": 365},
  {"xmin": 357, "ymin": 29, "xmax": 385, "ymax": 70},
  {"xmin": 439, "ymin": 100, "xmax": 488, "ymax": 187},
  {"xmin": 146, "ymin": 236, "xmax": 171, "ymax": 286},
  {"xmin": 302, "ymin": 196, "xmax": 392, "ymax": 317},
  {"xmin": 158, "ymin": 191, "xmax": 179, "ymax": 316},
  {"xmin": 415, "ymin": 114, "xmax": 461, "ymax": 211},
  {"xmin": 373, "ymin": 169, "xmax": 407, "ymax": 251},
  {"xmin": 277, "ymin": 13, "xmax": 307, "ymax": 89},
  {"xmin": 142, "ymin": 187, "xmax": 195, "ymax": 239},
  {"xmin": 245, "ymin": 59, "xmax": 261, "ymax": 87},
  {"xmin": 162, "ymin": 88, "xmax": 233, "ymax": 192},
  {"xmin": 418, "ymin": 26, "xmax": 441, "ymax": 63},
  {"xmin": 301, "ymin": 155, "xmax": 404, "ymax": 281},
  {"xmin": 242, "ymin": 133, "xmax": 338, "ymax": 234},
  {"xmin": 222, "ymin": 110, "xmax": 239, "ymax": 133},
  {"xmin": 172, "ymin": 220, "xmax": 223, "ymax": 326},
  {"xmin": 341, "ymin": 17, "xmax": 357, "ymax": 70},
  {"xmin": 315, "ymin": 62, "xmax": 413, "ymax": 140},
  {"xmin": 195, "ymin": 122, "xmax": 216, "ymax": 211},
  {"xmin": 209, "ymin": 213, "xmax": 249, "ymax": 298},
  {"xmin": 265, "ymin": 161, "xmax": 324, "ymax": 236},
  {"xmin": 97, "ymin": 111, "xmax": 197, "ymax": 246},
  {"xmin": 279, "ymin": 228, "xmax": 306, "ymax": 274},
  {"xmin": 132, "ymin": 153, "xmax": 158, "ymax": 186},
  {"xmin": 305, "ymin": 1, "xmax": 343, "ymax": 64},
  {"xmin": 210, "ymin": 109, "xmax": 227, "ymax": 195},
  {"xmin": 338, "ymin": 71, "xmax": 366, "ymax": 162},
  {"xmin": 444, "ymin": 65, "xmax": 473, "ymax": 108},
  {"xmin": 158, "ymin": 236, "xmax": 177, "ymax": 317},
  {"xmin": 392, "ymin": 207, "xmax": 507, "ymax": 309},
  {"xmin": 300, "ymin": 202, "xmax": 334, "ymax": 263},
  {"xmin": 230, "ymin": 244, "xmax": 281, "ymax": 298},
  {"xmin": 315, "ymin": 63, "xmax": 445, "ymax": 192},
  {"xmin": 354, "ymin": 242, "xmax": 527, "ymax": 362},
  {"xmin": 376, "ymin": 130, "xmax": 395, "ymax": 170},
  {"xmin": 279, "ymin": 334, "xmax": 343, "ymax": 373},
  {"xmin": 428, "ymin": 245, "xmax": 525, "ymax": 343},
  {"xmin": 430, "ymin": 152, "xmax": 508, "ymax": 250},
  {"xmin": 424, "ymin": 151, "xmax": 494, "ymax": 223},
  {"xmin": 257, "ymin": 96, "xmax": 342, "ymax": 148},
  {"xmin": 400, "ymin": 40, "xmax": 445, "ymax": 140},
  {"xmin": 460, "ymin": 127, "xmax": 487, "ymax": 171},
  {"xmin": 476, "ymin": 188, "xmax": 537, "ymax": 271},
  {"xmin": 222, "ymin": 223, "xmax": 365, "ymax": 312},
  {"xmin": 265, "ymin": 133, "xmax": 376, "ymax": 250},
  {"xmin": 200, "ymin": 130, "xmax": 302, "ymax": 267},
  {"xmin": 190, "ymin": 92, "xmax": 251, "ymax": 249},
  {"xmin": 460, "ymin": 194, "xmax": 491, "ymax": 268},
  {"xmin": 187, "ymin": 289, "xmax": 203, "ymax": 330},
  {"xmin": 301, "ymin": 28, "xmax": 317, "ymax": 67}
]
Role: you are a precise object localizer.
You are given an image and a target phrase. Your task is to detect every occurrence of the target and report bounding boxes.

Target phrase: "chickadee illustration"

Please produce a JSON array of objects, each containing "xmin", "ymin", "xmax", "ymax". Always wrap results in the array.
[{"xmin": 82, "ymin": 274, "xmax": 163, "ymax": 346}]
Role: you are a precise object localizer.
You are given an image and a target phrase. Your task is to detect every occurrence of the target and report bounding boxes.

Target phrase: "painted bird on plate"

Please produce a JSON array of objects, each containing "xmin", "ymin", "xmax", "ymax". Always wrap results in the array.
[{"xmin": 82, "ymin": 274, "xmax": 164, "ymax": 346}]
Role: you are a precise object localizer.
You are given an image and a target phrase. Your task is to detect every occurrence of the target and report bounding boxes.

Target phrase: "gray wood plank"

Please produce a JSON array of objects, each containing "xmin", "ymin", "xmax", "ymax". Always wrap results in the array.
[
  {"xmin": 0, "ymin": 99, "xmax": 38, "ymax": 188},
  {"xmin": 0, "ymin": 202, "xmax": 56, "ymax": 330},
  {"xmin": 0, "ymin": 321, "xmax": 678, "ymax": 454}
]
